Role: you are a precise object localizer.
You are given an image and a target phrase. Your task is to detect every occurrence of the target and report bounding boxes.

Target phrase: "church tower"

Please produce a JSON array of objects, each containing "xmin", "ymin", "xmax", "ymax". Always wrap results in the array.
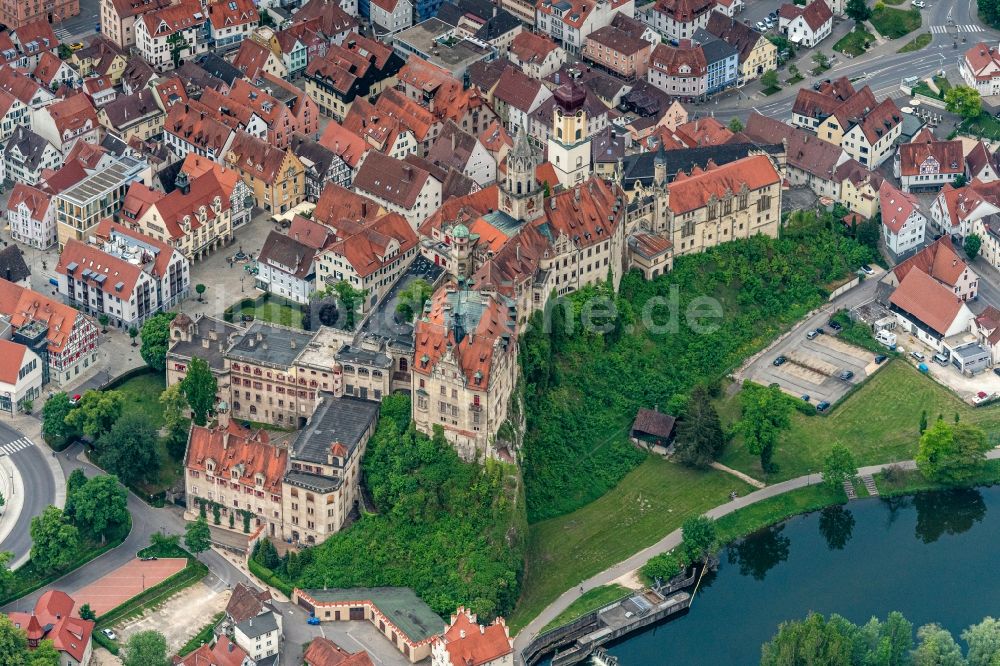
[
  {"xmin": 548, "ymin": 76, "xmax": 590, "ymax": 188},
  {"xmin": 499, "ymin": 127, "xmax": 543, "ymax": 222}
]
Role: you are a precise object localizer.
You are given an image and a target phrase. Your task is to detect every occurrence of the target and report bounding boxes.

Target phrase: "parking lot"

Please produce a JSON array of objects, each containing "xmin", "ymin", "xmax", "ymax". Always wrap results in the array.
[{"xmin": 745, "ymin": 312, "xmax": 886, "ymax": 407}]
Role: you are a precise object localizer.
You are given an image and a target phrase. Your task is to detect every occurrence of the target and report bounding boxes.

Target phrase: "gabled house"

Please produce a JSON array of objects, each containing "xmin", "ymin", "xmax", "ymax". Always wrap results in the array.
[
  {"xmin": 134, "ymin": 0, "xmax": 209, "ymax": 72},
  {"xmin": 7, "ymin": 183, "xmax": 54, "ymax": 249},
  {"xmin": 0, "ymin": 89, "xmax": 26, "ymax": 144},
  {"xmin": 163, "ymin": 99, "xmax": 235, "ymax": 162},
  {"xmin": 33, "ymin": 51, "xmax": 78, "ymax": 90},
  {"xmin": 641, "ymin": 0, "xmax": 714, "ymax": 41},
  {"xmin": 352, "ymin": 152, "xmax": 441, "ymax": 228},
  {"xmin": 317, "ymin": 121, "xmax": 369, "ymax": 188},
  {"xmin": 490, "ymin": 65, "xmax": 552, "ymax": 134},
  {"xmin": 961, "ymin": 41, "xmax": 1000, "ymax": 96},
  {"xmin": 777, "ymin": 0, "xmax": 832, "ymax": 47},
  {"xmin": 207, "ymin": 0, "xmax": 259, "ymax": 49},
  {"xmin": 8, "ymin": 591, "xmax": 94, "ymax": 666},
  {"xmin": 834, "ymin": 158, "xmax": 883, "ymax": 219},
  {"xmin": 10, "ymin": 20, "xmax": 59, "ymax": 69},
  {"xmin": 431, "ymin": 607, "xmax": 513, "ymax": 666},
  {"xmin": 886, "ymin": 236, "xmax": 978, "ymax": 301},
  {"xmin": 879, "ymin": 180, "xmax": 926, "ymax": 260},
  {"xmin": 4, "ymin": 126, "xmax": 60, "ymax": 186},
  {"xmin": 744, "ymin": 112, "xmax": 845, "ymax": 199},
  {"xmin": 98, "ymin": 88, "xmax": 164, "ymax": 144},
  {"xmin": 30, "ymin": 93, "xmax": 100, "ymax": 156},
  {"xmin": 895, "ymin": 128, "xmax": 965, "ymax": 192},
  {"xmin": 966, "ymin": 140, "xmax": 998, "ymax": 183},
  {"xmin": 304, "ymin": 34, "xmax": 405, "ymax": 122},
  {"xmin": 99, "ymin": 0, "xmax": 174, "ymax": 48},
  {"xmin": 705, "ymin": 12, "xmax": 776, "ymax": 85},
  {"xmin": 508, "ymin": 31, "xmax": 566, "ymax": 80},
  {"xmin": 889, "ymin": 266, "xmax": 975, "ymax": 352},
  {"xmin": 224, "ymin": 130, "xmax": 306, "ymax": 214},
  {"xmin": 232, "ymin": 37, "xmax": 288, "ymax": 80},
  {"xmin": 931, "ymin": 179, "xmax": 1000, "ymax": 239},
  {"xmin": 426, "ymin": 121, "xmax": 496, "ymax": 187}
]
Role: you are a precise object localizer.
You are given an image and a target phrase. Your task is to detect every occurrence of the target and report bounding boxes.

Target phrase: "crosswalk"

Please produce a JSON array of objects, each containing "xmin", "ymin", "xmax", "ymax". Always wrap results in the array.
[
  {"xmin": 930, "ymin": 24, "xmax": 985, "ymax": 33},
  {"xmin": 0, "ymin": 437, "xmax": 34, "ymax": 457},
  {"xmin": 53, "ymin": 28, "xmax": 72, "ymax": 41}
]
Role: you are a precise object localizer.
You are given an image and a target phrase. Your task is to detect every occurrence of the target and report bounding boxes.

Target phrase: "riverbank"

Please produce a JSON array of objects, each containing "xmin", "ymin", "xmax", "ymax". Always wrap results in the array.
[{"xmin": 515, "ymin": 452, "xmax": 1000, "ymax": 654}]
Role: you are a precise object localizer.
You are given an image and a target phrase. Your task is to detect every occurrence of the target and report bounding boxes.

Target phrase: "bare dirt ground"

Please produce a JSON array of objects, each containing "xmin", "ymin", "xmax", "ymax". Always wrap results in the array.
[{"xmin": 113, "ymin": 581, "xmax": 231, "ymax": 656}]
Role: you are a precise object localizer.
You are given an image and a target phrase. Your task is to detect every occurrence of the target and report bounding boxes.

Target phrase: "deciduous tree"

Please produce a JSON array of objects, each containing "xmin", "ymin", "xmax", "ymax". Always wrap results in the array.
[
  {"xmin": 761, "ymin": 69, "xmax": 779, "ymax": 91},
  {"xmin": 122, "ymin": 630, "xmax": 169, "ymax": 666},
  {"xmin": 41, "ymin": 393, "xmax": 74, "ymax": 443},
  {"xmin": 159, "ymin": 383, "xmax": 190, "ymax": 460},
  {"xmin": 395, "ymin": 278, "xmax": 433, "ymax": 321},
  {"xmin": 913, "ymin": 623, "xmax": 965, "ymax": 666},
  {"xmin": 185, "ymin": 517, "xmax": 211, "ymax": 556},
  {"xmin": 72, "ymin": 475, "xmax": 129, "ymax": 542},
  {"xmin": 96, "ymin": 413, "xmax": 160, "ymax": 487},
  {"xmin": 331, "ymin": 281, "xmax": 366, "ymax": 329},
  {"xmin": 846, "ymin": 0, "xmax": 872, "ymax": 22},
  {"xmin": 139, "ymin": 312, "xmax": 176, "ymax": 372},
  {"xmin": 0, "ymin": 615, "xmax": 26, "ymax": 666},
  {"xmin": 29, "ymin": 507, "xmax": 80, "ymax": 574},
  {"xmin": 945, "ymin": 85, "xmax": 983, "ymax": 120},
  {"xmin": 27, "ymin": 640, "xmax": 60, "ymax": 666},
  {"xmin": 674, "ymin": 386, "xmax": 726, "ymax": 468},
  {"xmin": 822, "ymin": 444, "xmax": 858, "ymax": 492},
  {"xmin": 727, "ymin": 118, "xmax": 744, "ymax": 133},
  {"xmin": 965, "ymin": 233, "xmax": 983, "ymax": 261},
  {"xmin": 64, "ymin": 390, "xmax": 124, "ymax": 440},
  {"xmin": 180, "ymin": 358, "xmax": 217, "ymax": 426},
  {"xmin": 680, "ymin": 516, "xmax": 717, "ymax": 563},
  {"xmin": 916, "ymin": 420, "xmax": 990, "ymax": 485},
  {"xmin": 738, "ymin": 383, "xmax": 790, "ymax": 473},
  {"xmin": 78, "ymin": 604, "xmax": 96, "ymax": 621},
  {"xmin": 963, "ymin": 616, "xmax": 1000, "ymax": 666}
]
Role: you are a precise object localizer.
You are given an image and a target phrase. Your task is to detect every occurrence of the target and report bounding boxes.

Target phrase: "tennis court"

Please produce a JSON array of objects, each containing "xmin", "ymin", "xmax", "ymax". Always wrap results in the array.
[{"xmin": 74, "ymin": 558, "xmax": 187, "ymax": 615}]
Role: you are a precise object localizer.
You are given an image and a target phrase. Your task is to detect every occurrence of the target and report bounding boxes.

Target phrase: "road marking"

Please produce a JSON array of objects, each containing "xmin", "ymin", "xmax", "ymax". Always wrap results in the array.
[
  {"xmin": 931, "ymin": 24, "xmax": 983, "ymax": 32},
  {"xmin": 54, "ymin": 28, "xmax": 71, "ymax": 39},
  {"xmin": 0, "ymin": 438, "xmax": 33, "ymax": 457}
]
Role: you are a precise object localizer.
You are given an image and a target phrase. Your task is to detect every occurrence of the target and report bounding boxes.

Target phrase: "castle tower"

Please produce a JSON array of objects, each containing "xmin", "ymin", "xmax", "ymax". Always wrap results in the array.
[
  {"xmin": 452, "ymin": 223, "xmax": 473, "ymax": 277},
  {"xmin": 654, "ymin": 143, "xmax": 667, "ymax": 186},
  {"xmin": 548, "ymin": 76, "xmax": 591, "ymax": 188},
  {"xmin": 499, "ymin": 127, "xmax": 543, "ymax": 222}
]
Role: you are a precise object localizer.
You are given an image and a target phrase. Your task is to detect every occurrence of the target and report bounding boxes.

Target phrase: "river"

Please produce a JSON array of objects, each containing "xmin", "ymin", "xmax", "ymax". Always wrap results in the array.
[{"xmin": 602, "ymin": 486, "xmax": 1000, "ymax": 665}]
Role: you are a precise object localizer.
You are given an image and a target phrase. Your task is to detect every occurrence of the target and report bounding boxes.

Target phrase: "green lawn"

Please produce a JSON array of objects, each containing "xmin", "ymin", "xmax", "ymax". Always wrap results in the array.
[
  {"xmin": 715, "ymin": 484, "xmax": 847, "ymax": 544},
  {"xmin": 834, "ymin": 28, "xmax": 874, "ymax": 56},
  {"xmin": 870, "ymin": 6, "xmax": 922, "ymax": 38},
  {"xmin": 113, "ymin": 373, "xmax": 181, "ymax": 498},
  {"xmin": 913, "ymin": 75, "xmax": 952, "ymax": 100},
  {"xmin": 718, "ymin": 361, "xmax": 1000, "ymax": 482},
  {"xmin": 509, "ymin": 456, "xmax": 751, "ymax": 632},
  {"xmin": 898, "ymin": 32, "xmax": 932, "ymax": 52},
  {"xmin": 242, "ymin": 302, "xmax": 304, "ymax": 328},
  {"xmin": 960, "ymin": 112, "xmax": 1000, "ymax": 141},
  {"xmin": 540, "ymin": 584, "xmax": 630, "ymax": 633}
]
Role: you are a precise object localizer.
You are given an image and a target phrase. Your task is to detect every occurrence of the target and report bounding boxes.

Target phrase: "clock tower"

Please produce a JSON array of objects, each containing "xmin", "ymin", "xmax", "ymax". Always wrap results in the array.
[
  {"xmin": 499, "ymin": 127, "xmax": 543, "ymax": 222},
  {"xmin": 548, "ymin": 76, "xmax": 591, "ymax": 188}
]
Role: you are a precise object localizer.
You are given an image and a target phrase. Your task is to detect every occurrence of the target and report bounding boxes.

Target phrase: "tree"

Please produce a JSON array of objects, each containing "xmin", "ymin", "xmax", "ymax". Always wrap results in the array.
[
  {"xmin": 41, "ymin": 392, "xmax": 74, "ymax": 443},
  {"xmin": 788, "ymin": 63, "xmax": 800, "ymax": 79},
  {"xmin": 737, "ymin": 383, "xmax": 790, "ymax": 473},
  {"xmin": 846, "ymin": 0, "xmax": 872, "ymax": 22},
  {"xmin": 96, "ymin": 413, "xmax": 160, "ymax": 487},
  {"xmin": 180, "ymin": 357, "xmax": 217, "ymax": 426},
  {"xmin": 63, "ymin": 468, "xmax": 88, "ymax": 521},
  {"xmin": 139, "ymin": 312, "xmax": 177, "ymax": 372},
  {"xmin": 762, "ymin": 611, "xmax": 914, "ymax": 665},
  {"xmin": 965, "ymin": 233, "xmax": 983, "ymax": 261},
  {"xmin": 98, "ymin": 314, "xmax": 109, "ymax": 333},
  {"xmin": 72, "ymin": 475, "xmax": 129, "ymax": 542},
  {"xmin": 680, "ymin": 516, "xmax": 717, "ymax": 563},
  {"xmin": 122, "ymin": 630, "xmax": 169, "ymax": 666},
  {"xmin": 761, "ymin": 69, "xmax": 779, "ymax": 91},
  {"xmin": 29, "ymin": 506, "xmax": 80, "ymax": 574},
  {"xmin": 963, "ymin": 617, "xmax": 1000, "ymax": 666},
  {"xmin": 195, "ymin": 283, "xmax": 206, "ymax": 302},
  {"xmin": 395, "ymin": 278, "xmax": 433, "ymax": 322},
  {"xmin": 919, "ymin": 409, "xmax": 928, "ymax": 434},
  {"xmin": 642, "ymin": 551, "xmax": 684, "ymax": 585},
  {"xmin": 0, "ymin": 551, "xmax": 14, "ymax": 595},
  {"xmin": 150, "ymin": 531, "xmax": 180, "ymax": 554},
  {"xmin": 160, "ymin": 383, "xmax": 190, "ymax": 460},
  {"xmin": 27, "ymin": 640, "xmax": 60, "ymax": 666},
  {"xmin": 185, "ymin": 516, "xmax": 211, "ymax": 556},
  {"xmin": 674, "ymin": 386, "xmax": 726, "ymax": 468},
  {"xmin": 727, "ymin": 118, "xmax": 744, "ymax": 133},
  {"xmin": 0, "ymin": 615, "xmax": 26, "ymax": 666},
  {"xmin": 128, "ymin": 326, "xmax": 139, "ymax": 346},
  {"xmin": 812, "ymin": 51, "xmax": 830, "ymax": 71},
  {"xmin": 330, "ymin": 281, "xmax": 366, "ymax": 329},
  {"xmin": 946, "ymin": 85, "xmax": 983, "ymax": 120},
  {"xmin": 78, "ymin": 604, "xmax": 96, "ymax": 621},
  {"xmin": 955, "ymin": 174, "xmax": 969, "ymax": 187},
  {"xmin": 822, "ymin": 444, "xmax": 858, "ymax": 492},
  {"xmin": 982, "ymin": 0, "xmax": 1000, "ymax": 29},
  {"xmin": 64, "ymin": 390, "xmax": 125, "ymax": 440},
  {"xmin": 913, "ymin": 623, "xmax": 966, "ymax": 666},
  {"xmin": 916, "ymin": 420, "xmax": 991, "ymax": 485}
]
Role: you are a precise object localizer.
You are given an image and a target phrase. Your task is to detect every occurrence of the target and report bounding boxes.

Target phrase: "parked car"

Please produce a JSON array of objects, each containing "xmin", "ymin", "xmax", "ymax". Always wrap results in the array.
[
  {"xmin": 838, "ymin": 370, "xmax": 855, "ymax": 381},
  {"xmin": 69, "ymin": 41, "xmax": 84, "ymax": 51},
  {"xmin": 910, "ymin": 351, "xmax": 925, "ymax": 361},
  {"xmin": 828, "ymin": 320, "xmax": 843, "ymax": 331},
  {"xmin": 806, "ymin": 330, "xmax": 818, "ymax": 340},
  {"xmin": 912, "ymin": 0, "xmax": 925, "ymax": 7},
  {"xmin": 802, "ymin": 394, "xmax": 810, "ymax": 402},
  {"xmin": 815, "ymin": 327, "xmax": 826, "ymax": 335},
  {"xmin": 139, "ymin": 556, "xmax": 157, "ymax": 561},
  {"xmin": 994, "ymin": 367, "xmax": 1000, "ymax": 377},
  {"xmin": 102, "ymin": 629, "xmax": 117, "ymax": 641},
  {"xmin": 756, "ymin": 20, "xmax": 768, "ymax": 30},
  {"xmin": 307, "ymin": 616, "xmax": 321, "ymax": 626},
  {"xmin": 817, "ymin": 401, "xmax": 831, "ymax": 412},
  {"xmin": 974, "ymin": 391, "xmax": 993, "ymax": 405},
  {"xmin": 875, "ymin": 354, "xmax": 887, "ymax": 365},
  {"xmin": 773, "ymin": 355, "xmax": 786, "ymax": 366},
  {"xmin": 69, "ymin": 394, "xmax": 81, "ymax": 405},
  {"xmin": 768, "ymin": 10, "xmax": 777, "ymax": 18},
  {"xmin": 860, "ymin": 264, "xmax": 875, "ymax": 275}
]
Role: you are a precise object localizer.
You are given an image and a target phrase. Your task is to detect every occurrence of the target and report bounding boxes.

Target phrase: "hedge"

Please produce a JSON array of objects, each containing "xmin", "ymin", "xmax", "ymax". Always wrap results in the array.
[
  {"xmin": 96, "ymin": 558, "xmax": 208, "ymax": 629},
  {"xmin": 248, "ymin": 558, "xmax": 293, "ymax": 597}
]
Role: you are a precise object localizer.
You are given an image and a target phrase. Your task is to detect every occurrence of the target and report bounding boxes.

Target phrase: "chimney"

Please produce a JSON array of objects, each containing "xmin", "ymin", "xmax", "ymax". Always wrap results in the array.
[
  {"xmin": 459, "ymin": 629, "xmax": 466, "ymax": 639},
  {"xmin": 451, "ymin": 131, "xmax": 456, "ymax": 152},
  {"xmin": 223, "ymin": 431, "xmax": 230, "ymax": 450}
]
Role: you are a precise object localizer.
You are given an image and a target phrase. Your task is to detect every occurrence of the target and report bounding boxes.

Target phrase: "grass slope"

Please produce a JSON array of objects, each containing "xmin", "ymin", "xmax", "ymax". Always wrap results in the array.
[
  {"xmin": 718, "ymin": 361, "xmax": 1000, "ymax": 481},
  {"xmin": 870, "ymin": 6, "xmax": 921, "ymax": 38},
  {"xmin": 834, "ymin": 28, "xmax": 873, "ymax": 56},
  {"xmin": 898, "ymin": 33, "xmax": 931, "ymax": 52},
  {"xmin": 115, "ymin": 373, "xmax": 181, "ymax": 496},
  {"xmin": 510, "ymin": 457, "xmax": 751, "ymax": 631}
]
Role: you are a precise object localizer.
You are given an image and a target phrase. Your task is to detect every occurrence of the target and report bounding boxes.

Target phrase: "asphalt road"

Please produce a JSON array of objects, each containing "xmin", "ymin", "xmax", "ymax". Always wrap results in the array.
[
  {"xmin": 708, "ymin": 0, "xmax": 996, "ymax": 124},
  {"xmin": 0, "ymin": 424, "xmax": 54, "ymax": 565}
]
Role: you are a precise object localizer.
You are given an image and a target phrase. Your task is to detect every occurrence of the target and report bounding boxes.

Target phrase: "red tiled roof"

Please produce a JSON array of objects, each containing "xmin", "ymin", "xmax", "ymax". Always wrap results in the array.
[
  {"xmin": 150, "ymin": 170, "xmax": 234, "ymax": 240},
  {"xmin": 649, "ymin": 42, "xmax": 707, "ymax": 77},
  {"xmin": 778, "ymin": 0, "xmax": 832, "ymax": 31},
  {"xmin": 56, "ymin": 240, "xmax": 146, "ymax": 300},
  {"xmin": 964, "ymin": 42, "xmax": 1000, "ymax": 81},
  {"xmin": 890, "ymin": 266, "xmax": 967, "ymax": 336},
  {"xmin": 304, "ymin": 637, "xmax": 375, "ymax": 666},
  {"xmin": 0, "ymin": 280, "xmax": 85, "ymax": 354},
  {"xmin": 177, "ymin": 635, "xmax": 249, "ymax": 666},
  {"xmin": 185, "ymin": 421, "xmax": 286, "ymax": 493},
  {"xmin": 33, "ymin": 52, "xmax": 66, "ymax": 88},
  {"xmin": 667, "ymin": 154, "xmax": 780, "ymax": 214},
  {"xmin": 397, "ymin": 56, "xmax": 453, "ymax": 94},
  {"xmin": 492, "ymin": 66, "xmax": 546, "ymax": 112},
  {"xmin": 313, "ymin": 183, "xmax": 383, "ymax": 226},
  {"xmin": 207, "ymin": 0, "xmax": 258, "ymax": 30},
  {"xmin": 438, "ymin": 608, "xmax": 512, "ymax": 666},
  {"xmin": 0, "ymin": 339, "xmax": 28, "ymax": 385},
  {"xmin": 892, "ymin": 236, "xmax": 968, "ymax": 288},
  {"xmin": 232, "ymin": 39, "xmax": 274, "ymax": 80},
  {"xmin": 44, "ymin": 93, "xmax": 98, "ymax": 138},
  {"xmin": 325, "ymin": 212, "xmax": 417, "ymax": 278},
  {"xmin": 898, "ymin": 132, "xmax": 964, "ymax": 177},
  {"xmin": 353, "ymin": 152, "xmax": 432, "ymax": 209},
  {"xmin": 878, "ymin": 180, "xmax": 920, "ymax": 234},
  {"xmin": 967, "ymin": 140, "xmax": 993, "ymax": 177},
  {"xmin": 95, "ymin": 219, "xmax": 177, "ymax": 280},
  {"xmin": 225, "ymin": 131, "xmax": 292, "ymax": 185},
  {"xmin": 13, "ymin": 19, "xmax": 59, "ymax": 52},
  {"xmin": 139, "ymin": 0, "xmax": 205, "ymax": 39},
  {"xmin": 7, "ymin": 183, "xmax": 50, "ymax": 221},
  {"xmin": 317, "ymin": 122, "xmax": 368, "ymax": 168},
  {"xmin": 540, "ymin": 176, "xmax": 623, "ymax": 249},
  {"xmin": 651, "ymin": 0, "xmax": 714, "ymax": 22},
  {"xmin": 107, "ymin": 0, "xmax": 172, "ymax": 19},
  {"xmin": 165, "ymin": 100, "xmax": 232, "ymax": 155},
  {"xmin": 509, "ymin": 31, "xmax": 559, "ymax": 64}
]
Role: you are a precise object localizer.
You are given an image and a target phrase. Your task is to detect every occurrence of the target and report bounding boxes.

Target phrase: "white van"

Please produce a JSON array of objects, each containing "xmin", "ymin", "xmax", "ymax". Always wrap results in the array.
[{"xmin": 875, "ymin": 330, "xmax": 897, "ymax": 349}]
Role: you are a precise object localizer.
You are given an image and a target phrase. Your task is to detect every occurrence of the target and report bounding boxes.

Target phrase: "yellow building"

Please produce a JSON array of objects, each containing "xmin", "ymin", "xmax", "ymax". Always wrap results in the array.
[
  {"xmin": 225, "ymin": 131, "xmax": 306, "ymax": 215},
  {"xmin": 706, "ymin": 13, "xmax": 776, "ymax": 85},
  {"xmin": 97, "ymin": 89, "xmax": 164, "ymax": 144},
  {"xmin": 836, "ymin": 159, "xmax": 884, "ymax": 219}
]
